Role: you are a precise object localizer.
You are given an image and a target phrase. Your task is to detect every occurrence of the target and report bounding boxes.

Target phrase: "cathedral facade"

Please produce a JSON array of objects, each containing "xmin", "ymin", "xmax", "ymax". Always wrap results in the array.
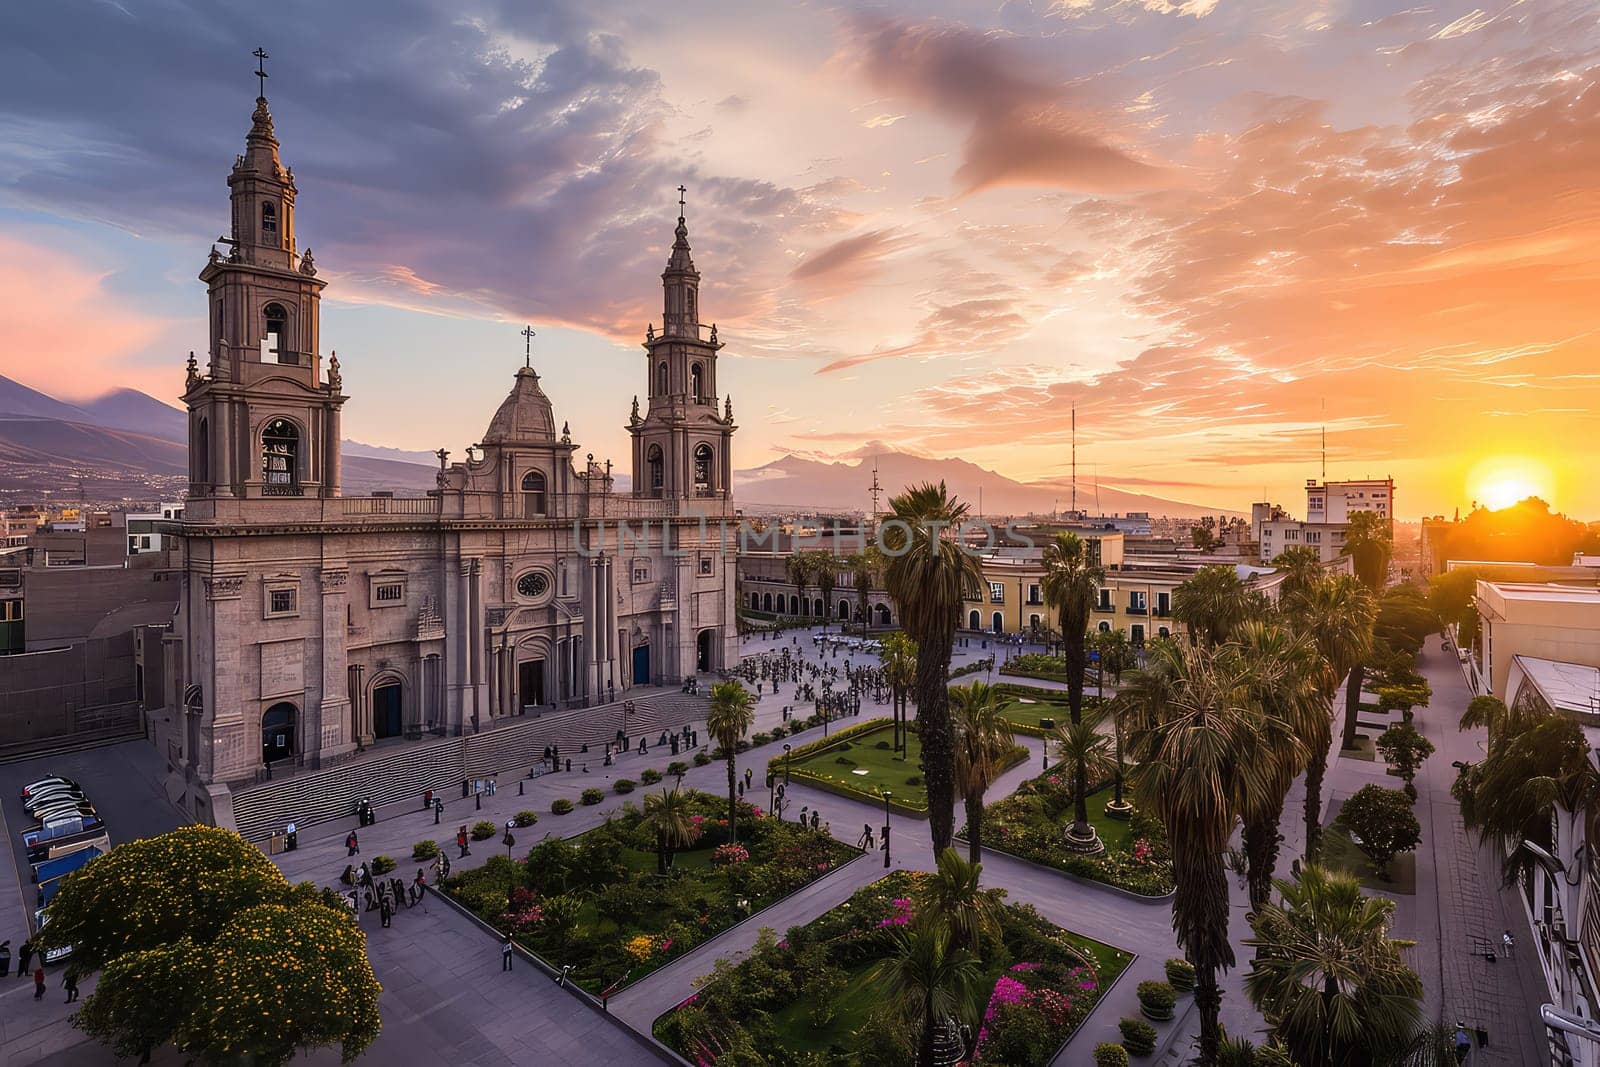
[{"xmin": 159, "ymin": 89, "xmax": 738, "ymax": 820}]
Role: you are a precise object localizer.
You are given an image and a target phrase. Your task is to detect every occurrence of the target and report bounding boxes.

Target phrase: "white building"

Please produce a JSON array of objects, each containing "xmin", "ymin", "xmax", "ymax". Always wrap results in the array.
[{"xmin": 1252, "ymin": 477, "xmax": 1396, "ymax": 564}]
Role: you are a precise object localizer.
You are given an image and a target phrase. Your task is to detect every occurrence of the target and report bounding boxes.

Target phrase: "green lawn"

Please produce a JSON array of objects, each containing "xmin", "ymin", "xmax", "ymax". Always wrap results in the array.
[
  {"xmin": 1321, "ymin": 821, "xmax": 1417, "ymax": 894},
  {"xmin": 787, "ymin": 724, "xmax": 931, "ymax": 809},
  {"xmin": 997, "ymin": 696, "xmax": 1071, "ymax": 732}
]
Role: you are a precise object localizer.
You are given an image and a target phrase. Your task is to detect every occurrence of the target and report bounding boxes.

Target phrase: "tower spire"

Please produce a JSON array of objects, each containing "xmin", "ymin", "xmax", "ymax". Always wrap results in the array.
[{"xmin": 252, "ymin": 47, "xmax": 270, "ymax": 98}]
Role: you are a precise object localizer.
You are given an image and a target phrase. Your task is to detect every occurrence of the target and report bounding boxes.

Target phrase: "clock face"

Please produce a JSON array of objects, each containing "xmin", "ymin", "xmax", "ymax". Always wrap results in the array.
[{"xmin": 517, "ymin": 571, "xmax": 549, "ymax": 599}]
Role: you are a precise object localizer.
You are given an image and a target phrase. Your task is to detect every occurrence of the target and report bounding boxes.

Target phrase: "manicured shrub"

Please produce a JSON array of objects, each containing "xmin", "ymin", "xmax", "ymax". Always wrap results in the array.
[
  {"xmin": 1094, "ymin": 1043, "xmax": 1130, "ymax": 1067},
  {"xmin": 370, "ymin": 854, "xmax": 397, "ymax": 876},
  {"xmin": 1341, "ymin": 784, "xmax": 1421, "ymax": 878},
  {"xmin": 667, "ymin": 761, "xmax": 688, "ymax": 777},
  {"xmin": 512, "ymin": 810, "xmax": 539, "ymax": 828},
  {"xmin": 411, "ymin": 839, "xmax": 439, "ymax": 861},
  {"xmin": 905, "ymin": 775, "xmax": 923, "ymax": 787},
  {"xmin": 1164, "ymin": 957, "xmax": 1196, "ymax": 992},
  {"xmin": 614, "ymin": 779, "xmax": 636, "ymax": 795},
  {"xmin": 581, "ymin": 787, "xmax": 605, "ymax": 806},
  {"xmin": 640, "ymin": 768, "xmax": 663, "ymax": 785},
  {"xmin": 693, "ymin": 752, "xmax": 712, "ymax": 767},
  {"xmin": 1120, "ymin": 1017, "xmax": 1157, "ymax": 1056},
  {"xmin": 874, "ymin": 740, "xmax": 891, "ymax": 750},
  {"xmin": 470, "ymin": 821, "xmax": 497, "ymax": 841},
  {"xmin": 551, "ymin": 798, "xmax": 574, "ymax": 815},
  {"xmin": 751, "ymin": 732, "xmax": 773, "ymax": 746},
  {"xmin": 1137, "ymin": 980, "xmax": 1175, "ymax": 1021}
]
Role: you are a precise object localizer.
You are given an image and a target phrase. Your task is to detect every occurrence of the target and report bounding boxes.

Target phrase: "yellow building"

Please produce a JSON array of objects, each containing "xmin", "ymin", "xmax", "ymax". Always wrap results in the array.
[{"xmin": 1475, "ymin": 581, "xmax": 1600, "ymax": 700}]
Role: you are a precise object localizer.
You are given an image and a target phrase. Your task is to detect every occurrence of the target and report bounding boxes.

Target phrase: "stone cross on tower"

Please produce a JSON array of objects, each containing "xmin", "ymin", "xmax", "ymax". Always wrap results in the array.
[
  {"xmin": 520, "ymin": 324, "xmax": 536, "ymax": 369},
  {"xmin": 677, "ymin": 184, "xmax": 687, "ymax": 217},
  {"xmin": 252, "ymin": 48, "xmax": 269, "ymax": 97}
]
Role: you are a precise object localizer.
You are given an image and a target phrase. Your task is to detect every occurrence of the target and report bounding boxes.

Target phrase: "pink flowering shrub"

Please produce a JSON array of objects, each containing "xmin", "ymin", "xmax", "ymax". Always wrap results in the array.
[{"xmin": 877, "ymin": 897, "xmax": 914, "ymax": 928}]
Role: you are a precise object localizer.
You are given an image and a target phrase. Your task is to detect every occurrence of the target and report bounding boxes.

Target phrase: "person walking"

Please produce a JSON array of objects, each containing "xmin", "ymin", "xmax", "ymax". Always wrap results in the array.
[
  {"xmin": 501, "ymin": 932, "xmax": 514, "ymax": 972},
  {"xmin": 16, "ymin": 939, "xmax": 32, "ymax": 980},
  {"xmin": 33, "ymin": 966, "xmax": 46, "ymax": 1001},
  {"xmin": 457, "ymin": 826, "xmax": 471, "ymax": 858},
  {"xmin": 412, "ymin": 869, "xmax": 427, "ymax": 905},
  {"xmin": 1502, "ymin": 929, "xmax": 1515, "ymax": 957},
  {"xmin": 379, "ymin": 897, "xmax": 393, "ymax": 929},
  {"xmin": 743, "ymin": 767, "xmax": 753, "ymax": 790},
  {"xmin": 63, "ymin": 969, "xmax": 79, "ymax": 1003},
  {"xmin": 346, "ymin": 830, "xmax": 360, "ymax": 856}
]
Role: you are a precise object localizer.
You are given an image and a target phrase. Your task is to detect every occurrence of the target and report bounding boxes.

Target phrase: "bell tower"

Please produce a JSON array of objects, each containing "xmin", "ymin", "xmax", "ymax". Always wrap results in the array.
[
  {"xmin": 183, "ymin": 52, "xmax": 345, "ymax": 506},
  {"xmin": 628, "ymin": 187, "xmax": 735, "ymax": 502}
]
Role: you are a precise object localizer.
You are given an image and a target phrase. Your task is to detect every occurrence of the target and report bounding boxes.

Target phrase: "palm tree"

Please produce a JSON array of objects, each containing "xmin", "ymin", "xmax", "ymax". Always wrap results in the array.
[
  {"xmin": 1285, "ymin": 575, "xmax": 1374, "ymax": 860},
  {"xmin": 1272, "ymin": 545, "xmax": 1323, "ymax": 603},
  {"xmin": 1340, "ymin": 512, "xmax": 1392, "ymax": 751},
  {"xmin": 813, "ymin": 551, "xmax": 838, "ymax": 632},
  {"xmin": 881, "ymin": 482, "xmax": 984, "ymax": 854},
  {"xmin": 785, "ymin": 551, "xmax": 813, "ymax": 622},
  {"xmin": 1052, "ymin": 713, "xmax": 1116, "ymax": 852},
  {"xmin": 1457, "ymin": 703, "xmax": 1600, "ymax": 887},
  {"xmin": 880, "ymin": 631, "xmax": 918, "ymax": 755},
  {"xmin": 915, "ymin": 848, "xmax": 1003, "ymax": 953},
  {"xmin": 1091, "ymin": 626, "xmax": 1135, "ymax": 686},
  {"xmin": 1173, "ymin": 564, "xmax": 1258, "ymax": 647},
  {"xmin": 847, "ymin": 548, "xmax": 880, "ymax": 630},
  {"xmin": 641, "ymin": 786, "xmax": 698, "ymax": 875},
  {"xmin": 1123, "ymin": 639, "xmax": 1282, "ymax": 1064},
  {"xmin": 1244, "ymin": 865, "xmax": 1423, "ymax": 1067},
  {"xmin": 1041, "ymin": 532, "xmax": 1102, "ymax": 731},
  {"xmin": 870, "ymin": 921, "xmax": 986, "ymax": 1067},
  {"xmin": 950, "ymin": 681, "xmax": 1015, "ymax": 867},
  {"xmin": 705, "ymin": 681, "xmax": 756, "ymax": 844},
  {"xmin": 1234, "ymin": 619, "xmax": 1319, "ymax": 910}
]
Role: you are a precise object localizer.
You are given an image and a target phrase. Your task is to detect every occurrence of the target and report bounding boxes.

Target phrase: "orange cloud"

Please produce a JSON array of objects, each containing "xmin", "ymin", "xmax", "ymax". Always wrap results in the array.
[{"xmin": 0, "ymin": 234, "xmax": 172, "ymax": 400}]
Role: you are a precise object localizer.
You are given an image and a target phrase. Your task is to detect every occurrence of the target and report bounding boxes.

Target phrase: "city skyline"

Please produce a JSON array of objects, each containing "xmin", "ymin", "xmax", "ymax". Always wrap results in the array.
[{"xmin": 2, "ymin": 1, "xmax": 1598, "ymax": 518}]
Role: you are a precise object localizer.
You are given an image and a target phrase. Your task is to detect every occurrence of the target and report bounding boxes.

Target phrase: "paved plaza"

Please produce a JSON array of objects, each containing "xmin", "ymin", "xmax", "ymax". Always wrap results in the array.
[{"xmin": 0, "ymin": 626, "xmax": 1552, "ymax": 1065}]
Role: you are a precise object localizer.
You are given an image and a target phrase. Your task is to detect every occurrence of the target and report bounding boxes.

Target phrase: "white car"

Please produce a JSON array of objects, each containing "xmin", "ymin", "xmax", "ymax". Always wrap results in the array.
[{"xmin": 20, "ymin": 776, "xmax": 77, "ymax": 802}]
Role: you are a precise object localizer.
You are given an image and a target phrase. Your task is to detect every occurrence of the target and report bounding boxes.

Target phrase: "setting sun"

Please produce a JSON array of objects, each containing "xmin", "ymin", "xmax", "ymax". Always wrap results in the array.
[{"xmin": 1468, "ymin": 456, "xmax": 1555, "ymax": 511}]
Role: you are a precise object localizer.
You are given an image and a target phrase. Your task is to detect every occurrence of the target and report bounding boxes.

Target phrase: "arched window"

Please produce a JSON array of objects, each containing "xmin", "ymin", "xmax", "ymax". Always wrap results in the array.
[
  {"xmin": 1158, "ymin": 626, "xmax": 1170, "ymax": 639},
  {"xmin": 1029, "ymin": 613, "xmax": 1041, "ymax": 631},
  {"xmin": 876, "ymin": 603, "xmax": 891, "ymax": 625},
  {"xmin": 991, "ymin": 611, "xmax": 1004, "ymax": 633},
  {"xmin": 838, "ymin": 599, "xmax": 849, "ymax": 619},
  {"xmin": 657, "ymin": 362, "xmax": 669, "ymax": 396},
  {"xmin": 262, "ymin": 418, "xmax": 299, "ymax": 493},
  {"xmin": 686, "ymin": 289, "xmax": 696, "ymax": 323},
  {"xmin": 690, "ymin": 363, "xmax": 703, "ymax": 402},
  {"xmin": 693, "ymin": 444, "xmax": 714, "ymax": 493},
  {"xmin": 647, "ymin": 445, "xmax": 664, "ymax": 495},
  {"xmin": 1098, "ymin": 621, "xmax": 1111, "ymax": 633},
  {"xmin": 789, "ymin": 595, "xmax": 799, "ymax": 615},
  {"xmin": 521, "ymin": 470, "xmax": 548, "ymax": 517},
  {"xmin": 968, "ymin": 609, "xmax": 980, "ymax": 630},
  {"xmin": 262, "ymin": 303, "xmax": 288, "ymax": 364},
  {"xmin": 196, "ymin": 418, "xmax": 210, "ymax": 485},
  {"xmin": 763, "ymin": 593, "xmax": 773, "ymax": 612},
  {"xmin": 261, "ymin": 200, "xmax": 278, "ymax": 238}
]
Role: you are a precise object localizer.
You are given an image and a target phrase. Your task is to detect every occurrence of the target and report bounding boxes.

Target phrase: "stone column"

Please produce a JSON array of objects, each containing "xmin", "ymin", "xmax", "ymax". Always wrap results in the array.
[
  {"xmin": 201, "ymin": 573, "xmax": 245, "ymax": 782},
  {"xmin": 317, "ymin": 567, "xmax": 355, "ymax": 761},
  {"xmin": 468, "ymin": 559, "xmax": 485, "ymax": 729}
]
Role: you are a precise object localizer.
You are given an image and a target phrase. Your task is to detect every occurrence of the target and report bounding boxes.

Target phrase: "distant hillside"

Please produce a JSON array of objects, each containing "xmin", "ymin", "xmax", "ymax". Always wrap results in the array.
[
  {"xmin": 79, "ymin": 388, "xmax": 187, "ymax": 442},
  {"xmin": 0, "ymin": 376, "xmax": 94, "ymax": 422},
  {"xmin": 733, "ymin": 447, "xmax": 1238, "ymax": 519}
]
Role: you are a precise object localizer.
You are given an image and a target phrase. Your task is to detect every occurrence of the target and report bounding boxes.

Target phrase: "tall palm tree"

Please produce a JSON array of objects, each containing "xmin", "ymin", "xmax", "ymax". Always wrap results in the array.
[
  {"xmin": 915, "ymin": 848, "xmax": 1004, "ymax": 954},
  {"xmin": 1052, "ymin": 713, "xmax": 1116, "ymax": 852},
  {"xmin": 1173, "ymin": 564, "xmax": 1258, "ymax": 647},
  {"xmin": 881, "ymin": 482, "xmax": 984, "ymax": 854},
  {"xmin": 950, "ymin": 681, "xmax": 1015, "ymax": 867},
  {"xmin": 1123, "ymin": 639, "xmax": 1282, "ymax": 1064},
  {"xmin": 880, "ymin": 631, "xmax": 918, "ymax": 755},
  {"xmin": 1271, "ymin": 545, "xmax": 1323, "ymax": 605},
  {"xmin": 1091, "ymin": 626, "xmax": 1135, "ymax": 686},
  {"xmin": 848, "ymin": 548, "xmax": 880, "ymax": 630},
  {"xmin": 813, "ymin": 551, "xmax": 838, "ymax": 632},
  {"xmin": 785, "ymin": 551, "xmax": 813, "ymax": 622},
  {"xmin": 1340, "ymin": 512, "xmax": 1392, "ymax": 751},
  {"xmin": 1234, "ymin": 619, "xmax": 1319, "ymax": 910},
  {"xmin": 1285, "ymin": 575, "xmax": 1374, "ymax": 860},
  {"xmin": 1244, "ymin": 865, "xmax": 1423, "ymax": 1067},
  {"xmin": 641, "ymin": 786, "xmax": 698, "ymax": 875},
  {"xmin": 870, "ymin": 921, "xmax": 986, "ymax": 1067},
  {"xmin": 1040, "ymin": 532, "xmax": 1103, "ymax": 849},
  {"xmin": 705, "ymin": 681, "xmax": 756, "ymax": 844}
]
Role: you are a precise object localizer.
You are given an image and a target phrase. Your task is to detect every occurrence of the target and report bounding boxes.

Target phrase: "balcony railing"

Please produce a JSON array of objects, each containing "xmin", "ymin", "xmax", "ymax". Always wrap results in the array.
[
  {"xmin": 340, "ymin": 496, "xmax": 440, "ymax": 515},
  {"xmin": 1126, "ymin": 606, "xmax": 1147, "ymax": 616}
]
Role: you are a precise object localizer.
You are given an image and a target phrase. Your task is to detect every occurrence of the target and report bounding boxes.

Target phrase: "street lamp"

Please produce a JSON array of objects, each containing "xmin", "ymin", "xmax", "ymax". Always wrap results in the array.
[
  {"xmin": 783, "ymin": 743, "xmax": 791, "ymax": 786},
  {"xmin": 881, "ymin": 789, "xmax": 892, "ymax": 868}
]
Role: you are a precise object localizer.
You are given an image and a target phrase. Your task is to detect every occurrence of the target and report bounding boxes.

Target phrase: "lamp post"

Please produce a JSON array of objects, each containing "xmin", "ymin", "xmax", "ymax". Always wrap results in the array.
[
  {"xmin": 783, "ymin": 743, "xmax": 791, "ymax": 786},
  {"xmin": 881, "ymin": 789, "xmax": 892, "ymax": 868},
  {"xmin": 503, "ymin": 820, "xmax": 517, "ymax": 898}
]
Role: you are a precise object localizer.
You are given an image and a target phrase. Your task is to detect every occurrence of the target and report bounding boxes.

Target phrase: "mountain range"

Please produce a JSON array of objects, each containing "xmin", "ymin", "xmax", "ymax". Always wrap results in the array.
[{"xmin": 0, "ymin": 377, "xmax": 1237, "ymax": 517}]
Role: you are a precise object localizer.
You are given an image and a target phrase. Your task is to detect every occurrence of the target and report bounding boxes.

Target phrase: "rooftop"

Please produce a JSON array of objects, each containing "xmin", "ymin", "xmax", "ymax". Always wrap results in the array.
[{"xmin": 1480, "ymin": 581, "xmax": 1600, "ymax": 604}]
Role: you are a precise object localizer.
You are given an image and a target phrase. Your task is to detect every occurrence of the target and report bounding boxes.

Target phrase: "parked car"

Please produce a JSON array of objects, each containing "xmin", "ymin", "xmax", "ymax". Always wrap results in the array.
[
  {"xmin": 29, "ymin": 801, "xmax": 98, "ymax": 826},
  {"xmin": 25, "ymin": 786, "xmax": 91, "ymax": 813}
]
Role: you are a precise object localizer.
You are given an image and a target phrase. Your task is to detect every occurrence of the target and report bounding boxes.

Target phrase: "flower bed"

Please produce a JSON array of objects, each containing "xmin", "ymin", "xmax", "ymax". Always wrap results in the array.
[
  {"xmin": 773, "ymin": 719, "xmax": 1027, "ymax": 816},
  {"xmin": 998, "ymin": 652, "xmax": 1072, "ymax": 682},
  {"xmin": 444, "ymin": 789, "xmax": 856, "ymax": 994},
  {"xmin": 653, "ymin": 871, "xmax": 1132, "ymax": 1066},
  {"xmin": 968, "ymin": 769, "xmax": 1175, "ymax": 897}
]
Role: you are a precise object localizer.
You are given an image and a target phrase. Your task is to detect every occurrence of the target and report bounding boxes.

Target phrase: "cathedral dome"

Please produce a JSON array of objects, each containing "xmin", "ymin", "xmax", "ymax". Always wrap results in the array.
[{"xmin": 483, "ymin": 366, "xmax": 557, "ymax": 444}]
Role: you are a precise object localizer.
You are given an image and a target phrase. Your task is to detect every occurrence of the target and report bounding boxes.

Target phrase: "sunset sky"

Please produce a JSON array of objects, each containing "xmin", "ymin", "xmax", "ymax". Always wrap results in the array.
[{"xmin": 2, "ymin": 1, "xmax": 1598, "ymax": 518}]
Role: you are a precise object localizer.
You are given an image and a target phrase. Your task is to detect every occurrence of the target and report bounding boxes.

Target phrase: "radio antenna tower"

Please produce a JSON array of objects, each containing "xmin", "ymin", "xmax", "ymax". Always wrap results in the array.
[
  {"xmin": 868, "ymin": 457, "xmax": 882, "ymax": 531},
  {"xmin": 1071, "ymin": 405, "xmax": 1077, "ymax": 516},
  {"xmin": 1321, "ymin": 398, "xmax": 1327, "ymax": 482}
]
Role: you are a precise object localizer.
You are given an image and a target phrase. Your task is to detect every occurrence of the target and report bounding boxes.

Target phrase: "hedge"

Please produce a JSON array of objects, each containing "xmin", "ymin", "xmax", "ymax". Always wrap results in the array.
[
  {"xmin": 580, "ymin": 787, "xmax": 605, "ymax": 806},
  {"xmin": 551, "ymin": 798, "xmax": 574, "ymax": 815},
  {"xmin": 411, "ymin": 840, "xmax": 439, "ymax": 861}
]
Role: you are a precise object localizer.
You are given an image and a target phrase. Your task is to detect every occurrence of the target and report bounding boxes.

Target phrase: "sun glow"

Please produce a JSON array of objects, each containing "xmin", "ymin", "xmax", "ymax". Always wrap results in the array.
[{"xmin": 1467, "ymin": 456, "xmax": 1555, "ymax": 511}]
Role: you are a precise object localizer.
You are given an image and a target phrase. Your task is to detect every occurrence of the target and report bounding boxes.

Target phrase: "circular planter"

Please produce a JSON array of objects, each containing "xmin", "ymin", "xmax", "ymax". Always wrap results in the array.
[
  {"xmin": 1140, "ymin": 1004, "xmax": 1174, "ymax": 1022},
  {"xmin": 1104, "ymin": 799, "xmax": 1135, "ymax": 821}
]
